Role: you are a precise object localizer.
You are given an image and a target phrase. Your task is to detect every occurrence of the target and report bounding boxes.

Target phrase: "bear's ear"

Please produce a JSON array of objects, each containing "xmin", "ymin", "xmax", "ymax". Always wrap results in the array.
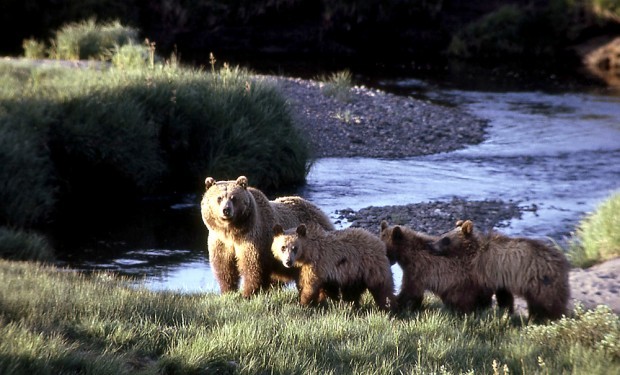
[
  {"xmin": 296, "ymin": 224, "xmax": 307, "ymax": 237},
  {"xmin": 273, "ymin": 224, "xmax": 284, "ymax": 236},
  {"xmin": 380, "ymin": 220, "xmax": 389, "ymax": 231},
  {"xmin": 455, "ymin": 220, "xmax": 464, "ymax": 227},
  {"xmin": 461, "ymin": 220, "xmax": 474, "ymax": 236},
  {"xmin": 392, "ymin": 226, "xmax": 403, "ymax": 241},
  {"xmin": 205, "ymin": 177, "xmax": 216, "ymax": 189},
  {"xmin": 236, "ymin": 176, "xmax": 248, "ymax": 189}
]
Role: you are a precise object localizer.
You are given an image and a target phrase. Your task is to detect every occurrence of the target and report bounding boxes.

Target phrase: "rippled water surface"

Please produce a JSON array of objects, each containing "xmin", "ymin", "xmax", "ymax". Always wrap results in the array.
[{"xmin": 58, "ymin": 83, "xmax": 620, "ymax": 293}]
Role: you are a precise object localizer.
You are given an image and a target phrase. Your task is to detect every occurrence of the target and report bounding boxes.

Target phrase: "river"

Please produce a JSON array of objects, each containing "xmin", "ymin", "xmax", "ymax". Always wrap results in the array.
[{"xmin": 56, "ymin": 74, "xmax": 620, "ymax": 293}]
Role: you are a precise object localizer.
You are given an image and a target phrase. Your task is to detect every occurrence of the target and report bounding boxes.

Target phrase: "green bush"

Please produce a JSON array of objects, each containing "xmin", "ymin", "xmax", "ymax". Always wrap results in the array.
[
  {"xmin": 49, "ymin": 18, "xmax": 139, "ymax": 60},
  {"xmin": 0, "ymin": 227, "xmax": 55, "ymax": 262},
  {"xmin": 319, "ymin": 70, "xmax": 353, "ymax": 103},
  {"xmin": 447, "ymin": 5, "xmax": 527, "ymax": 59},
  {"xmin": 109, "ymin": 42, "xmax": 150, "ymax": 69},
  {"xmin": 569, "ymin": 191, "xmax": 620, "ymax": 267},
  {"xmin": 22, "ymin": 38, "xmax": 47, "ymax": 59},
  {"xmin": 0, "ymin": 57, "xmax": 309, "ymax": 234}
]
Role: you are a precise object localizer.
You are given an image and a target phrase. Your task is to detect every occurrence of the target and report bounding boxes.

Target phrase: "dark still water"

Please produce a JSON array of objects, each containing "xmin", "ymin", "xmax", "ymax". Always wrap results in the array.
[{"xmin": 55, "ymin": 71, "xmax": 620, "ymax": 293}]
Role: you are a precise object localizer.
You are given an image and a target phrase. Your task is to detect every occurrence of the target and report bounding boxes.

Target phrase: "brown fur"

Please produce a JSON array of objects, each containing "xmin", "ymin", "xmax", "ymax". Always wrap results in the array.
[
  {"xmin": 379, "ymin": 221, "xmax": 493, "ymax": 313},
  {"xmin": 200, "ymin": 176, "xmax": 334, "ymax": 298},
  {"xmin": 431, "ymin": 220, "xmax": 571, "ymax": 321},
  {"xmin": 271, "ymin": 223, "xmax": 397, "ymax": 311}
]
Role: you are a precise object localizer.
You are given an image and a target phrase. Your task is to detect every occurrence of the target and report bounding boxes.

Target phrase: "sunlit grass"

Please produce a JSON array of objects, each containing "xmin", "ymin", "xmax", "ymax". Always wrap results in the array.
[
  {"xmin": 318, "ymin": 69, "xmax": 353, "ymax": 103},
  {"xmin": 568, "ymin": 191, "xmax": 620, "ymax": 268},
  {"xmin": 0, "ymin": 260, "xmax": 618, "ymax": 374},
  {"xmin": 0, "ymin": 54, "xmax": 309, "ymax": 253}
]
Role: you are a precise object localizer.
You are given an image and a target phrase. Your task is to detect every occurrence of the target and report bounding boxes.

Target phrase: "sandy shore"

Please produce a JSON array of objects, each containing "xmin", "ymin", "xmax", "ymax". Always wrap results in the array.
[{"xmin": 567, "ymin": 257, "xmax": 620, "ymax": 314}]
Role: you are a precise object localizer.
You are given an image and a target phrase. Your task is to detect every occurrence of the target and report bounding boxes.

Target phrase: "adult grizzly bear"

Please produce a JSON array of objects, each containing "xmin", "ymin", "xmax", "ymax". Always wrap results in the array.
[
  {"xmin": 271, "ymin": 223, "xmax": 397, "ymax": 311},
  {"xmin": 379, "ymin": 221, "xmax": 493, "ymax": 313},
  {"xmin": 200, "ymin": 176, "xmax": 334, "ymax": 298},
  {"xmin": 431, "ymin": 220, "xmax": 571, "ymax": 320}
]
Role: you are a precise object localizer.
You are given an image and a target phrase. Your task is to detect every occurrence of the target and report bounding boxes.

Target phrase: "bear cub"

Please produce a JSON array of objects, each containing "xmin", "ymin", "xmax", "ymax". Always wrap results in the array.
[
  {"xmin": 431, "ymin": 220, "xmax": 570, "ymax": 320},
  {"xmin": 272, "ymin": 223, "xmax": 397, "ymax": 312},
  {"xmin": 380, "ymin": 221, "xmax": 493, "ymax": 313}
]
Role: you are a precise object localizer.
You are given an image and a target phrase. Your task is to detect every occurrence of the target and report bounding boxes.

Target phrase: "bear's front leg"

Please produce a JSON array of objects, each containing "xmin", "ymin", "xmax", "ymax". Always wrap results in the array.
[
  {"xmin": 397, "ymin": 276, "xmax": 424, "ymax": 310},
  {"xmin": 208, "ymin": 235, "xmax": 239, "ymax": 293},
  {"xmin": 299, "ymin": 271, "xmax": 322, "ymax": 306},
  {"xmin": 237, "ymin": 243, "xmax": 270, "ymax": 298}
]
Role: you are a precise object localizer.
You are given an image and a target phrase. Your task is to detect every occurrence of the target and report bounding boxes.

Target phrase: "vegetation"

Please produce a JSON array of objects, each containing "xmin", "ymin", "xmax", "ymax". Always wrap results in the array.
[
  {"xmin": 4, "ymin": 1, "xmax": 620, "ymax": 66},
  {"xmin": 318, "ymin": 69, "xmax": 353, "ymax": 103},
  {"xmin": 0, "ymin": 228, "xmax": 55, "ymax": 262},
  {"xmin": 0, "ymin": 259, "xmax": 618, "ymax": 374},
  {"xmin": 569, "ymin": 191, "xmax": 620, "ymax": 268},
  {"xmin": 448, "ymin": 0, "xmax": 620, "ymax": 61},
  {"xmin": 48, "ymin": 18, "xmax": 140, "ymax": 61},
  {"xmin": 1, "ymin": 20, "xmax": 311, "ymax": 260}
]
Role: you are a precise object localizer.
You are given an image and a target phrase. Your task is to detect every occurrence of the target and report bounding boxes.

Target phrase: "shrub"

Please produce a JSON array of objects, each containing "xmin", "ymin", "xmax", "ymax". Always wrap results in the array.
[
  {"xmin": 50, "ymin": 19, "xmax": 139, "ymax": 61},
  {"xmin": 22, "ymin": 38, "xmax": 47, "ymax": 59},
  {"xmin": 447, "ymin": 5, "xmax": 527, "ymax": 59},
  {"xmin": 0, "ymin": 227, "xmax": 55, "ymax": 262},
  {"xmin": 569, "ymin": 191, "xmax": 620, "ymax": 267},
  {"xmin": 319, "ymin": 70, "xmax": 354, "ymax": 103},
  {"xmin": 525, "ymin": 304, "xmax": 620, "ymax": 359},
  {"xmin": 0, "ymin": 57, "xmax": 309, "ymax": 231},
  {"xmin": 109, "ymin": 42, "xmax": 149, "ymax": 69}
]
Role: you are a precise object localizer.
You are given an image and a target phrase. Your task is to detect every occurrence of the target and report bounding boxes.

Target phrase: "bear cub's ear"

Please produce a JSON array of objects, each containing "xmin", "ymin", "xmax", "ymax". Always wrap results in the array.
[
  {"xmin": 296, "ymin": 224, "xmax": 307, "ymax": 237},
  {"xmin": 236, "ymin": 176, "xmax": 248, "ymax": 189},
  {"xmin": 380, "ymin": 220, "xmax": 389, "ymax": 231},
  {"xmin": 205, "ymin": 177, "xmax": 216, "ymax": 189},
  {"xmin": 460, "ymin": 220, "xmax": 474, "ymax": 236},
  {"xmin": 273, "ymin": 224, "xmax": 284, "ymax": 236},
  {"xmin": 392, "ymin": 226, "xmax": 404, "ymax": 241}
]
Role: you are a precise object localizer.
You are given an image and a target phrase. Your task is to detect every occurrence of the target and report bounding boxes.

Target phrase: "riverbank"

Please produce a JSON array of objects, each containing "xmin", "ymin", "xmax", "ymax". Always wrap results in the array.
[{"xmin": 262, "ymin": 74, "xmax": 620, "ymax": 315}]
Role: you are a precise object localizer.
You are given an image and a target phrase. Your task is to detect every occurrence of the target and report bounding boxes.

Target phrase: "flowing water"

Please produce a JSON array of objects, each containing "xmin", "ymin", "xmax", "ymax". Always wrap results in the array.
[{"xmin": 56, "ymin": 78, "xmax": 620, "ymax": 293}]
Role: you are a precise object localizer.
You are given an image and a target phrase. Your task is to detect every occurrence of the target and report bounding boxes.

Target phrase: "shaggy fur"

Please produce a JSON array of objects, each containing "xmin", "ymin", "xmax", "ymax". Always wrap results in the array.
[
  {"xmin": 200, "ymin": 176, "xmax": 334, "ymax": 298},
  {"xmin": 379, "ymin": 221, "xmax": 494, "ymax": 313},
  {"xmin": 431, "ymin": 220, "xmax": 571, "ymax": 320},
  {"xmin": 272, "ymin": 223, "xmax": 397, "ymax": 311}
]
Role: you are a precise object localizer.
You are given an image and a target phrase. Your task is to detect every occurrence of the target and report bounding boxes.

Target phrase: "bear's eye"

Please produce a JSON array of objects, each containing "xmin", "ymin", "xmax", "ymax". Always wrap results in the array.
[
  {"xmin": 230, "ymin": 195, "xmax": 235, "ymax": 202},
  {"xmin": 217, "ymin": 196, "xmax": 223, "ymax": 204},
  {"xmin": 281, "ymin": 246, "xmax": 286, "ymax": 253},
  {"xmin": 291, "ymin": 246, "xmax": 297, "ymax": 253}
]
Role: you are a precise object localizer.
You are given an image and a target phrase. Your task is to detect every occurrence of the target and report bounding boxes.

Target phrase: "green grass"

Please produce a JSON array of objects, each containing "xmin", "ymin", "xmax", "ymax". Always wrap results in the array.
[
  {"xmin": 318, "ymin": 70, "xmax": 354, "ymax": 103},
  {"xmin": 49, "ymin": 18, "xmax": 140, "ymax": 61},
  {"xmin": 0, "ymin": 55, "xmax": 309, "ymax": 231},
  {"xmin": 0, "ymin": 259, "xmax": 618, "ymax": 374},
  {"xmin": 568, "ymin": 191, "xmax": 620, "ymax": 268},
  {"xmin": 0, "ymin": 228, "xmax": 55, "ymax": 262}
]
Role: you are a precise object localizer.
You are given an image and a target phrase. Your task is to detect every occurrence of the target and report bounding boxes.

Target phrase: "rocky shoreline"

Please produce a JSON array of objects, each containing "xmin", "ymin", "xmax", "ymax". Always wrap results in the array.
[
  {"xmin": 264, "ymin": 74, "xmax": 620, "ymax": 316},
  {"xmin": 261, "ymin": 74, "xmax": 520, "ymax": 235}
]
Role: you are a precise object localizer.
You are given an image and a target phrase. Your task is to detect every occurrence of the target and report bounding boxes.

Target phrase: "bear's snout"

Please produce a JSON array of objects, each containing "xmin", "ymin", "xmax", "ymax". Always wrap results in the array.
[{"xmin": 221, "ymin": 200, "xmax": 234, "ymax": 219}]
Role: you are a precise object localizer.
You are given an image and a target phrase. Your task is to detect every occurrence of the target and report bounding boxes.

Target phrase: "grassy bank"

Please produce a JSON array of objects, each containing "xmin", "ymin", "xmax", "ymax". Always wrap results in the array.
[
  {"xmin": 0, "ymin": 56, "xmax": 309, "ymax": 228},
  {"xmin": 0, "ymin": 260, "xmax": 618, "ymax": 374},
  {"xmin": 568, "ymin": 191, "xmax": 620, "ymax": 268}
]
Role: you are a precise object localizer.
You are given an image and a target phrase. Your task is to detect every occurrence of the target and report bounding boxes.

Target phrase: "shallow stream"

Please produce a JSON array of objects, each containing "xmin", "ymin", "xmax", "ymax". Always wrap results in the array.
[{"xmin": 56, "ymin": 80, "xmax": 620, "ymax": 293}]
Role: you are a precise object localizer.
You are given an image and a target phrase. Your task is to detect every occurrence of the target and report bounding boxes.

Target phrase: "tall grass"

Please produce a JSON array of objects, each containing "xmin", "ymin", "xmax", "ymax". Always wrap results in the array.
[
  {"xmin": 569, "ymin": 191, "xmax": 620, "ymax": 268},
  {"xmin": 318, "ymin": 70, "xmax": 353, "ymax": 103},
  {"xmin": 0, "ymin": 55, "xmax": 309, "ymax": 233},
  {"xmin": 0, "ymin": 259, "xmax": 618, "ymax": 374},
  {"xmin": 49, "ymin": 18, "xmax": 140, "ymax": 61},
  {"xmin": 0, "ymin": 228, "xmax": 55, "ymax": 262}
]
